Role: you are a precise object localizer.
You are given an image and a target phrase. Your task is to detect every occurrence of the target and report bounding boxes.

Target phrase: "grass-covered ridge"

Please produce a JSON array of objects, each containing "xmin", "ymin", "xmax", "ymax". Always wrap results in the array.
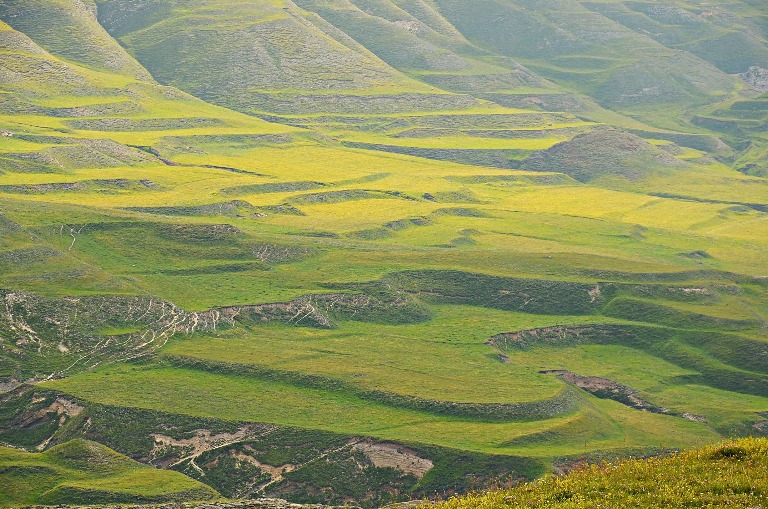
[
  {"xmin": 0, "ymin": 439, "xmax": 218, "ymax": 507},
  {"xmin": 426, "ymin": 438, "xmax": 768, "ymax": 508}
]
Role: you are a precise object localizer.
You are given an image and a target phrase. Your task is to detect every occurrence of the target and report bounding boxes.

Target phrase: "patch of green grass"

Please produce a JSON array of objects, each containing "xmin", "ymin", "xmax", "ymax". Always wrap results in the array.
[
  {"xmin": 162, "ymin": 309, "xmax": 602, "ymax": 404},
  {"xmin": 0, "ymin": 440, "xmax": 218, "ymax": 507}
]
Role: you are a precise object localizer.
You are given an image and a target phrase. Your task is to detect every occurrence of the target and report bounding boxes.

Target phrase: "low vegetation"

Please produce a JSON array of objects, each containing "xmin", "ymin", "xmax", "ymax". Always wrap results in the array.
[{"xmin": 426, "ymin": 438, "xmax": 768, "ymax": 508}]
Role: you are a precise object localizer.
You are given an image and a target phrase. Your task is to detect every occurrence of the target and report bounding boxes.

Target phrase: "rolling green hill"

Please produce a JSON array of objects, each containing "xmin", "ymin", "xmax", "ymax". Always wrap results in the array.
[
  {"xmin": 0, "ymin": 439, "xmax": 218, "ymax": 507},
  {"xmin": 521, "ymin": 129, "xmax": 685, "ymax": 183},
  {"xmin": 0, "ymin": 0, "xmax": 767, "ymax": 506}
]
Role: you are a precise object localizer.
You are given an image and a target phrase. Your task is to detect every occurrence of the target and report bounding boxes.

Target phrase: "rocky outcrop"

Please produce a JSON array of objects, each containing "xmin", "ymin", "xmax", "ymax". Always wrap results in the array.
[
  {"xmin": 488, "ymin": 325, "xmax": 606, "ymax": 350},
  {"xmin": 739, "ymin": 66, "xmax": 768, "ymax": 92}
]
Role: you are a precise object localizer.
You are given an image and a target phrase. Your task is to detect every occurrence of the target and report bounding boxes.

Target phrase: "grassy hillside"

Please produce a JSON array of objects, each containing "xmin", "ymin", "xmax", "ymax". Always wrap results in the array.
[
  {"xmin": 93, "ymin": 0, "xmax": 471, "ymax": 115},
  {"xmin": 0, "ymin": 0, "xmax": 151, "ymax": 80},
  {"xmin": 1, "ymin": 1, "xmax": 768, "ymax": 506},
  {"xmin": 431, "ymin": 0, "xmax": 746, "ymax": 111},
  {"xmin": 521, "ymin": 129, "xmax": 684, "ymax": 183},
  {"xmin": 0, "ymin": 439, "xmax": 218, "ymax": 507},
  {"xmin": 83, "ymin": 0, "xmax": 768, "ymax": 173},
  {"xmin": 427, "ymin": 437, "xmax": 768, "ymax": 508}
]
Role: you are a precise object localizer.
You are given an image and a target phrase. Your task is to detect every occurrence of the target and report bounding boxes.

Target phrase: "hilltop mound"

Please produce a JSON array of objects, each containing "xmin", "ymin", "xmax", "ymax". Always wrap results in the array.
[
  {"xmin": 428, "ymin": 438, "xmax": 768, "ymax": 509},
  {"xmin": 0, "ymin": 439, "xmax": 218, "ymax": 507},
  {"xmin": 521, "ymin": 129, "xmax": 683, "ymax": 183}
]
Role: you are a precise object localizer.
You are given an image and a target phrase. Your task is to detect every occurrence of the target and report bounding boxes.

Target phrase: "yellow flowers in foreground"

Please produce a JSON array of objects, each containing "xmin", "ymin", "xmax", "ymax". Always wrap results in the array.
[{"xmin": 427, "ymin": 438, "xmax": 768, "ymax": 508}]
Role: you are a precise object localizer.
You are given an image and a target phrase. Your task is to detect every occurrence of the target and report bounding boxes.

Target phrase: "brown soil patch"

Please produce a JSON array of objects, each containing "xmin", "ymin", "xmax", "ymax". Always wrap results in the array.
[
  {"xmin": 540, "ymin": 370, "xmax": 671, "ymax": 415},
  {"xmin": 353, "ymin": 441, "xmax": 433, "ymax": 478}
]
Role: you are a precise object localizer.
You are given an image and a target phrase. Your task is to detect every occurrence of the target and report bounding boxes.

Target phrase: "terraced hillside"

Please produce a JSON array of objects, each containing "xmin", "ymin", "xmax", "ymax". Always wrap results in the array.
[{"xmin": 1, "ymin": 0, "xmax": 767, "ymax": 506}]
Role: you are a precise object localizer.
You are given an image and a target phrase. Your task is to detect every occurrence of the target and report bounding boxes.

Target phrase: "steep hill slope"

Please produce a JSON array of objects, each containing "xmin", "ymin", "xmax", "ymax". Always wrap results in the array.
[
  {"xmin": 90, "ymin": 0, "xmax": 768, "ymax": 116},
  {"xmin": 287, "ymin": 0, "xmax": 765, "ymax": 117},
  {"xmin": 581, "ymin": 0, "xmax": 768, "ymax": 75},
  {"xmin": 0, "ymin": 0, "xmax": 151, "ymax": 80},
  {"xmin": 93, "ymin": 0, "xmax": 483, "ymax": 115},
  {"xmin": 430, "ymin": 0, "xmax": 748, "ymax": 111},
  {"xmin": 0, "ymin": 12, "xmax": 293, "ymax": 129},
  {"xmin": 288, "ymin": 0, "xmax": 560, "ymax": 102}
]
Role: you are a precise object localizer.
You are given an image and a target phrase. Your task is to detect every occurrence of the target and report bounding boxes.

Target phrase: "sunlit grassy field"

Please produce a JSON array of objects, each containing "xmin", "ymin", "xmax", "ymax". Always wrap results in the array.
[{"xmin": 8, "ymin": 107, "xmax": 768, "ymax": 461}]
